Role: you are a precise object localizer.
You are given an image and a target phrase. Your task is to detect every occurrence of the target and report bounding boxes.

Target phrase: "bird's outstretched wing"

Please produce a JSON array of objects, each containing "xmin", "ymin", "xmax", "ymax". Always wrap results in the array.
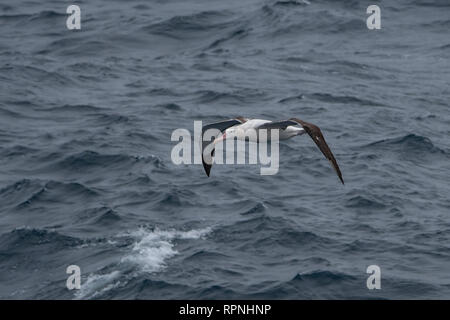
[
  {"xmin": 201, "ymin": 118, "xmax": 246, "ymax": 176},
  {"xmin": 290, "ymin": 118, "xmax": 344, "ymax": 184}
]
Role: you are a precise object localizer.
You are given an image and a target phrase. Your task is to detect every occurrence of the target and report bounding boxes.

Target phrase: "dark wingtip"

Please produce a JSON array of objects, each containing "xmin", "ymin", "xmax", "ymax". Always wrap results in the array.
[
  {"xmin": 202, "ymin": 160, "xmax": 212, "ymax": 177},
  {"xmin": 293, "ymin": 117, "xmax": 345, "ymax": 186},
  {"xmin": 335, "ymin": 164, "xmax": 344, "ymax": 185},
  {"xmin": 335, "ymin": 166, "xmax": 344, "ymax": 185}
]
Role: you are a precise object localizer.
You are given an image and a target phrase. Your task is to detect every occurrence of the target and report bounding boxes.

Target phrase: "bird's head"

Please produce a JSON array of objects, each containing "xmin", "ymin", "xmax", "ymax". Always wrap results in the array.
[{"xmin": 214, "ymin": 127, "xmax": 240, "ymax": 144}]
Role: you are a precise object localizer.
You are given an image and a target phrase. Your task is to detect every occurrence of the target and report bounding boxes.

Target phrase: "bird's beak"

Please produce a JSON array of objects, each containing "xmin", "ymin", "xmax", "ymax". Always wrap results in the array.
[{"xmin": 214, "ymin": 132, "xmax": 226, "ymax": 144}]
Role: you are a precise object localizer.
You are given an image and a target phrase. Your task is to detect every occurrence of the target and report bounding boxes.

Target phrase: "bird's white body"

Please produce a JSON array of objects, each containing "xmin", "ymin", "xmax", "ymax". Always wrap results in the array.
[{"xmin": 223, "ymin": 118, "xmax": 305, "ymax": 142}]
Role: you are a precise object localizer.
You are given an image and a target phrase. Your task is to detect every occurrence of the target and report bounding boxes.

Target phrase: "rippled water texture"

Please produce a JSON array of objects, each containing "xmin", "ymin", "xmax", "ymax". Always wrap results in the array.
[{"xmin": 0, "ymin": 0, "xmax": 449, "ymax": 299}]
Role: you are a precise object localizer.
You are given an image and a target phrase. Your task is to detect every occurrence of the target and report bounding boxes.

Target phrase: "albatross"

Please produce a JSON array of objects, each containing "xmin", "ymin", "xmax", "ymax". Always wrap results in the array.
[{"xmin": 201, "ymin": 117, "xmax": 344, "ymax": 184}]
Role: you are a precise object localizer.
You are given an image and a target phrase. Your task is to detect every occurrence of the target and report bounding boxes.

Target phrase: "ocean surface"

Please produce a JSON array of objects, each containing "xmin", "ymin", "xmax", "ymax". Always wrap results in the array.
[{"xmin": 0, "ymin": 0, "xmax": 449, "ymax": 299}]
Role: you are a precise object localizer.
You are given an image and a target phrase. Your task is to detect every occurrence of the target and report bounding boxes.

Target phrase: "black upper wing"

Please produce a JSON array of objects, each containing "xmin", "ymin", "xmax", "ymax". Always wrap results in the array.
[{"xmin": 290, "ymin": 118, "xmax": 344, "ymax": 185}]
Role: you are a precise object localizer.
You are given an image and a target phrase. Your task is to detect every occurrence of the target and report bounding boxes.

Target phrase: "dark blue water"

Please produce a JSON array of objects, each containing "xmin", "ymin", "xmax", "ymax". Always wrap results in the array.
[{"xmin": 1, "ymin": 0, "xmax": 450, "ymax": 299}]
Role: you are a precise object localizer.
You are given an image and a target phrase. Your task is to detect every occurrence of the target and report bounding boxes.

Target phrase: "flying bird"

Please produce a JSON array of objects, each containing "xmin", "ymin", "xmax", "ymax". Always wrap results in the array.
[{"xmin": 201, "ymin": 117, "xmax": 344, "ymax": 184}]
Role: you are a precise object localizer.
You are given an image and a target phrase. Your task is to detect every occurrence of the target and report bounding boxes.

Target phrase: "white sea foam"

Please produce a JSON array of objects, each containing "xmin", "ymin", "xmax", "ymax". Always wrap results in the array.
[{"xmin": 121, "ymin": 227, "xmax": 211, "ymax": 273}]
